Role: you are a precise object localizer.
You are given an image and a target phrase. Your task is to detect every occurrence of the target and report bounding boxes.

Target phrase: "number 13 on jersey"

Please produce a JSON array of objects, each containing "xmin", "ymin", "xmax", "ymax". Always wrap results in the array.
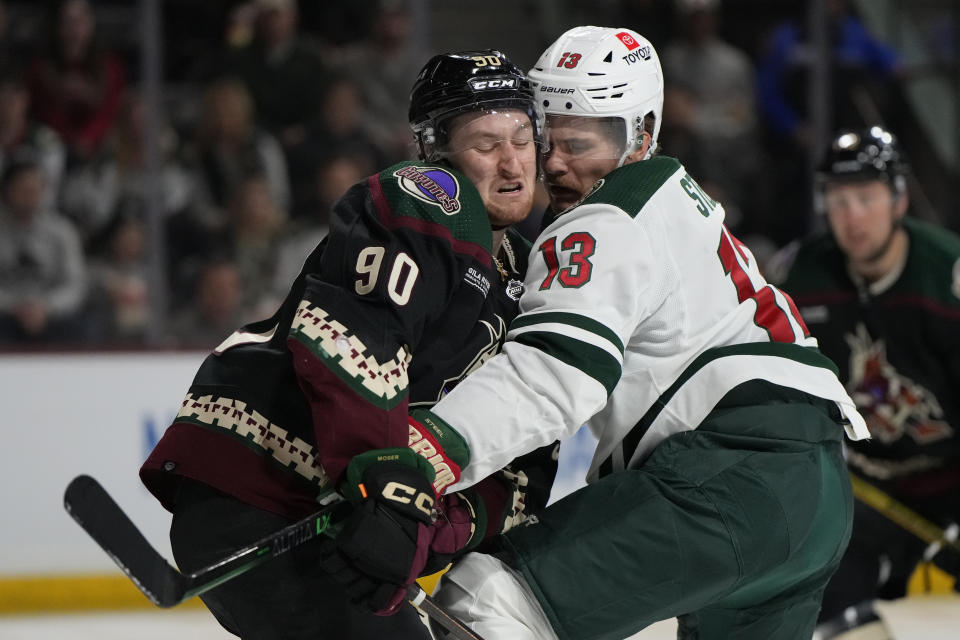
[{"xmin": 538, "ymin": 232, "xmax": 596, "ymax": 289}]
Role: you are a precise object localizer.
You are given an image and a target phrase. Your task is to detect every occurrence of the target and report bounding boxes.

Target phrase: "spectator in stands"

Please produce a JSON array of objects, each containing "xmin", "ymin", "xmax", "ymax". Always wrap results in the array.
[
  {"xmin": 222, "ymin": 173, "xmax": 286, "ymax": 317},
  {"xmin": 660, "ymin": 0, "xmax": 765, "ymax": 236},
  {"xmin": 59, "ymin": 90, "xmax": 192, "ymax": 254},
  {"xmin": 335, "ymin": 0, "xmax": 428, "ymax": 162},
  {"xmin": 0, "ymin": 69, "xmax": 66, "ymax": 211},
  {"xmin": 223, "ymin": 0, "xmax": 328, "ymax": 150},
  {"xmin": 168, "ymin": 256, "xmax": 248, "ymax": 349},
  {"xmin": 27, "ymin": 0, "xmax": 127, "ymax": 162},
  {"xmin": 183, "ymin": 77, "xmax": 289, "ymax": 230},
  {"xmin": 0, "ymin": 154, "xmax": 87, "ymax": 344},
  {"xmin": 770, "ymin": 126, "xmax": 960, "ymax": 622},
  {"xmin": 85, "ymin": 213, "xmax": 149, "ymax": 344},
  {"xmin": 270, "ymin": 151, "xmax": 371, "ymax": 300},
  {"xmin": 755, "ymin": 0, "xmax": 903, "ymax": 243},
  {"xmin": 285, "ymin": 74, "xmax": 387, "ymax": 217}
]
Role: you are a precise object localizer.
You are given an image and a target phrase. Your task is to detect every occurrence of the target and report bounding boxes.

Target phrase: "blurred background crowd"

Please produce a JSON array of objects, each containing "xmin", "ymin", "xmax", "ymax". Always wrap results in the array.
[{"xmin": 0, "ymin": 0, "xmax": 956, "ymax": 350}]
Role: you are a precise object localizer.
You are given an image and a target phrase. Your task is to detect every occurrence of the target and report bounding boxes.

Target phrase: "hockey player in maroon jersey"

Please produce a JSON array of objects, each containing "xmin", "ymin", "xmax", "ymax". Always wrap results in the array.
[
  {"xmin": 772, "ymin": 126, "xmax": 960, "ymax": 621},
  {"xmin": 140, "ymin": 50, "xmax": 558, "ymax": 639}
]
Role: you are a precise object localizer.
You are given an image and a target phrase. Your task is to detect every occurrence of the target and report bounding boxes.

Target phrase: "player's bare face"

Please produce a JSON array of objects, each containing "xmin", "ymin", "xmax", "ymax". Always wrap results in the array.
[
  {"xmin": 445, "ymin": 110, "xmax": 538, "ymax": 228},
  {"xmin": 542, "ymin": 117, "xmax": 621, "ymax": 212},
  {"xmin": 825, "ymin": 180, "xmax": 906, "ymax": 267}
]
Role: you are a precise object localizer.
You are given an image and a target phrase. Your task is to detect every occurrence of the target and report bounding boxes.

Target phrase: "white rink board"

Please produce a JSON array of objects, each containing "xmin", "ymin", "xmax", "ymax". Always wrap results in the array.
[
  {"xmin": 0, "ymin": 351, "xmax": 204, "ymax": 575},
  {"xmin": 0, "ymin": 351, "xmax": 599, "ymax": 577}
]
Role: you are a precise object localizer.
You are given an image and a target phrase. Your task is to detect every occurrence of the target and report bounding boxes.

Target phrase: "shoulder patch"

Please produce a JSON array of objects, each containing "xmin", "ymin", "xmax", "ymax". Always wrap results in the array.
[
  {"xmin": 393, "ymin": 165, "xmax": 461, "ymax": 214},
  {"xmin": 375, "ymin": 161, "xmax": 492, "ymax": 252}
]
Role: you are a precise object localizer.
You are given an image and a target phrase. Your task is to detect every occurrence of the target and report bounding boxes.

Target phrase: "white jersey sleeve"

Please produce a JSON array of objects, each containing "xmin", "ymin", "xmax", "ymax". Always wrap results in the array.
[{"xmin": 432, "ymin": 157, "xmax": 868, "ymax": 491}]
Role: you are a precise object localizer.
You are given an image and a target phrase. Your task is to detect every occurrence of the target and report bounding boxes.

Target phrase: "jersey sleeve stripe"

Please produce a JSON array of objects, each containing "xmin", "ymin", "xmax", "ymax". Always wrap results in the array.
[
  {"xmin": 509, "ymin": 322, "xmax": 624, "ymax": 364},
  {"xmin": 287, "ymin": 299, "xmax": 411, "ymax": 409},
  {"xmin": 510, "ymin": 311, "xmax": 625, "ymax": 355},
  {"xmin": 513, "ymin": 330, "xmax": 622, "ymax": 396},
  {"xmin": 368, "ymin": 172, "xmax": 493, "ymax": 266}
]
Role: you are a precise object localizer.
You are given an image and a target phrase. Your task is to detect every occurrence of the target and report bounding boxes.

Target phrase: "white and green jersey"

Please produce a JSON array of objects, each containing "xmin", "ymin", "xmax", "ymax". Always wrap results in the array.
[{"xmin": 431, "ymin": 157, "xmax": 869, "ymax": 490}]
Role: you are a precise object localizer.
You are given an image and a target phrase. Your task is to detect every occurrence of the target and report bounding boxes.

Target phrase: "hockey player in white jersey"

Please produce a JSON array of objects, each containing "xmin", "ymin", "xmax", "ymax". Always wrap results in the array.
[{"xmin": 324, "ymin": 26, "xmax": 872, "ymax": 640}]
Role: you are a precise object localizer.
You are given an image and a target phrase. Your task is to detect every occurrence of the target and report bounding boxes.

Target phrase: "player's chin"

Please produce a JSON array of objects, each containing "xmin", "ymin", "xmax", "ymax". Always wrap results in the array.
[
  {"xmin": 547, "ymin": 185, "xmax": 583, "ymax": 212},
  {"xmin": 548, "ymin": 194, "xmax": 578, "ymax": 213},
  {"xmin": 487, "ymin": 197, "xmax": 534, "ymax": 227}
]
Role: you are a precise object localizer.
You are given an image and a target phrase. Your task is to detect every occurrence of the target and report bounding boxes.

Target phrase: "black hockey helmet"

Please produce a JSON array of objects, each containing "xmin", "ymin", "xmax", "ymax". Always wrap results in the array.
[
  {"xmin": 816, "ymin": 126, "xmax": 908, "ymax": 195},
  {"xmin": 408, "ymin": 50, "xmax": 542, "ymax": 161}
]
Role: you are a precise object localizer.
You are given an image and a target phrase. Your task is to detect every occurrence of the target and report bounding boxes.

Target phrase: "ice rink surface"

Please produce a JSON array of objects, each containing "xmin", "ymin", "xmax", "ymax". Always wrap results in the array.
[
  {"xmin": 0, "ymin": 608, "xmax": 678, "ymax": 639},
  {"xmin": 3, "ymin": 596, "xmax": 960, "ymax": 639}
]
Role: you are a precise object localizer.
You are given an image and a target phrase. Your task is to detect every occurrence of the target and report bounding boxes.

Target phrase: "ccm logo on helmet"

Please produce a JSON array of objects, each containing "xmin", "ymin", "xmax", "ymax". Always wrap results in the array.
[
  {"xmin": 469, "ymin": 77, "xmax": 517, "ymax": 91},
  {"xmin": 622, "ymin": 46, "xmax": 652, "ymax": 65},
  {"xmin": 382, "ymin": 481, "xmax": 435, "ymax": 517}
]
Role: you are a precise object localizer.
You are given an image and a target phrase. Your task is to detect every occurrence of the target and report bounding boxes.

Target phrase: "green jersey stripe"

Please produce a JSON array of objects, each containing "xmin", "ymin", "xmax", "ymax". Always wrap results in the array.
[
  {"xmin": 514, "ymin": 330, "xmax": 622, "ymax": 396},
  {"xmin": 510, "ymin": 311, "xmax": 625, "ymax": 355},
  {"xmin": 612, "ymin": 342, "xmax": 839, "ymax": 473}
]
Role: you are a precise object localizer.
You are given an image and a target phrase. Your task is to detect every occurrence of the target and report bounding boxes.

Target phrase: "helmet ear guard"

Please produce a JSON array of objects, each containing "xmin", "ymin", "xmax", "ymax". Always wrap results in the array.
[{"xmin": 408, "ymin": 50, "xmax": 544, "ymax": 162}]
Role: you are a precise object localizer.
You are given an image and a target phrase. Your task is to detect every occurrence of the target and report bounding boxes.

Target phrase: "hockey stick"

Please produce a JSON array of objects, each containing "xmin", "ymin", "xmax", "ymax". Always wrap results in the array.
[
  {"xmin": 63, "ymin": 475, "xmax": 484, "ymax": 640},
  {"xmin": 849, "ymin": 473, "xmax": 960, "ymax": 559}
]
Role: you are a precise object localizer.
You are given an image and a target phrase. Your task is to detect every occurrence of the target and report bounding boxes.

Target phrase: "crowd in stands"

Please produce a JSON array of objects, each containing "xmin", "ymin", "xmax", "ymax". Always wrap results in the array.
[
  {"xmin": 0, "ymin": 0, "xmax": 419, "ymax": 349},
  {"xmin": 0, "ymin": 0, "xmax": 911, "ymax": 350}
]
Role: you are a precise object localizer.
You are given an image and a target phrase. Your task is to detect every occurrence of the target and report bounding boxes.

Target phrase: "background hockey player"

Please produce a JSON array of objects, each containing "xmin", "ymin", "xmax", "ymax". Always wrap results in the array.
[
  {"xmin": 320, "ymin": 26, "xmax": 871, "ymax": 640},
  {"xmin": 771, "ymin": 126, "xmax": 960, "ymax": 622},
  {"xmin": 140, "ymin": 49, "xmax": 558, "ymax": 639}
]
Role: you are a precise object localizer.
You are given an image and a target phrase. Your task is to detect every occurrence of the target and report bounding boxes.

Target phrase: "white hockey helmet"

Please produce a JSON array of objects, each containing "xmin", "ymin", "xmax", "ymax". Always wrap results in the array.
[{"xmin": 528, "ymin": 26, "xmax": 664, "ymax": 165}]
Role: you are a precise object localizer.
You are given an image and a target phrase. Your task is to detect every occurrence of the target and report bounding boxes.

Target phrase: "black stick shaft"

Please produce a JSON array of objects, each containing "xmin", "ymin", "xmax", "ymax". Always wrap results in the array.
[
  {"xmin": 64, "ymin": 475, "xmax": 484, "ymax": 639},
  {"xmin": 181, "ymin": 508, "xmax": 339, "ymax": 601}
]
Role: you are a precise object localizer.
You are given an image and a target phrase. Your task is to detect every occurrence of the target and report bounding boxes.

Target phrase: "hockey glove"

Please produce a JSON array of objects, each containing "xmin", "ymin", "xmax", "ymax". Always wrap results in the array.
[
  {"xmin": 320, "ymin": 448, "xmax": 435, "ymax": 615},
  {"xmin": 320, "ymin": 448, "xmax": 484, "ymax": 615}
]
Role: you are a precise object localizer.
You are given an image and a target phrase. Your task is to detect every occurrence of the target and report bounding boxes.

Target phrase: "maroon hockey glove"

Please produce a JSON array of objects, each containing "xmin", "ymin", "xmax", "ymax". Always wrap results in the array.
[{"xmin": 422, "ymin": 489, "xmax": 487, "ymax": 576}]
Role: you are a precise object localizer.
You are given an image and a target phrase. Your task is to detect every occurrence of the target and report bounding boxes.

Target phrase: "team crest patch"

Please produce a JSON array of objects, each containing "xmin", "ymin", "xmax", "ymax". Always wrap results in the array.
[{"xmin": 394, "ymin": 165, "xmax": 461, "ymax": 214}]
